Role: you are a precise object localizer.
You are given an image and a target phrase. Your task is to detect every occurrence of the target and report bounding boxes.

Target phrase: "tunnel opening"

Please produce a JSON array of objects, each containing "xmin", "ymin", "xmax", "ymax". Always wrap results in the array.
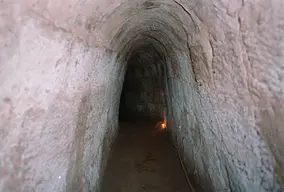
[
  {"xmin": 118, "ymin": 44, "xmax": 166, "ymax": 123},
  {"xmin": 101, "ymin": 34, "xmax": 193, "ymax": 191},
  {"xmin": 100, "ymin": 5, "xmax": 205, "ymax": 190}
]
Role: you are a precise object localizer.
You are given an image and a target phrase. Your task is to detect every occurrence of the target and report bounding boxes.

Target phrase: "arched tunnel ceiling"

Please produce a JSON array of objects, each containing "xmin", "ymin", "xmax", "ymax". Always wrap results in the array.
[
  {"xmin": 20, "ymin": 0, "xmax": 208, "ymax": 55},
  {"xmin": 37, "ymin": 0, "xmax": 203, "ymax": 50},
  {"xmin": 101, "ymin": 1, "xmax": 199, "ymax": 52}
]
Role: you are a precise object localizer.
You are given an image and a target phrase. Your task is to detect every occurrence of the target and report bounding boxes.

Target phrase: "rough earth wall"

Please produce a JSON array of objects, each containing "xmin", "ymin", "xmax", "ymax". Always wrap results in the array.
[
  {"xmin": 0, "ymin": 0, "xmax": 283, "ymax": 192},
  {"xmin": 164, "ymin": 0, "xmax": 284, "ymax": 191},
  {"xmin": 0, "ymin": 1, "xmax": 124, "ymax": 191}
]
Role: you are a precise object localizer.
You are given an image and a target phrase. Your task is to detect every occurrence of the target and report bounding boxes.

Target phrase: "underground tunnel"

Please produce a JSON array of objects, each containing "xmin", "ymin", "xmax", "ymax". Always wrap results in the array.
[
  {"xmin": 118, "ymin": 44, "xmax": 166, "ymax": 122},
  {"xmin": 100, "ymin": 39, "xmax": 192, "ymax": 191},
  {"xmin": 0, "ymin": 0, "xmax": 284, "ymax": 192},
  {"xmin": 102, "ymin": 43, "xmax": 189, "ymax": 191}
]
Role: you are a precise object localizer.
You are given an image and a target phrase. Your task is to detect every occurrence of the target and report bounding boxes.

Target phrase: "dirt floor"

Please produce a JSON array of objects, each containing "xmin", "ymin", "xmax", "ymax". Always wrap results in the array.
[{"xmin": 100, "ymin": 120, "xmax": 192, "ymax": 192}]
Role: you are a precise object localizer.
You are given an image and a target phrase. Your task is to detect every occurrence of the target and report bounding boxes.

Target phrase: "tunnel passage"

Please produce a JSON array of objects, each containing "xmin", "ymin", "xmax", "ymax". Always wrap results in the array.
[
  {"xmin": 119, "ymin": 45, "xmax": 165, "ymax": 122},
  {"xmin": 101, "ymin": 16, "xmax": 194, "ymax": 190},
  {"xmin": 102, "ymin": 43, "xmax": 192, "ymax": 191},
  {"xmin": 100, "ymin": 1, "xmax": 284, "ymax": 189},
  {"xmin": 0, "ymin": 0, "xmax": 283, "ymax": 192}
]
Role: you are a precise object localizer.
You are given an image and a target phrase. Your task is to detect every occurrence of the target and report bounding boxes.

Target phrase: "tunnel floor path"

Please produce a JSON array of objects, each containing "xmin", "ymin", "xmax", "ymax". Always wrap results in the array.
[{"xmin": 101, "ymin": 120, "xmax": 191, "ymax": 192}]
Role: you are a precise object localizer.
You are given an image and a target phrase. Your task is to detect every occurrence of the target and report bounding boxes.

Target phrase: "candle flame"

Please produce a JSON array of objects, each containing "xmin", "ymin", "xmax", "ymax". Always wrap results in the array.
[
  {"xmin": 156, "ymin": 119, "xmax": 167, "ymax": 130},
  {"xmin": 161, "ymin": 120, "xmax": 166, "ymax": 129}
]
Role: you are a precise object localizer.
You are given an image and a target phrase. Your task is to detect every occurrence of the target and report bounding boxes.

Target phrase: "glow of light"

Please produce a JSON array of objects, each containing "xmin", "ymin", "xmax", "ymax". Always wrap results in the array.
[
  {"xmin": 155, "ymin": 111, "xmax": 167, "ymax": 130},
  {"xmin": 161, "ymin": 120, "xmax": 167, "ymax": 129}
]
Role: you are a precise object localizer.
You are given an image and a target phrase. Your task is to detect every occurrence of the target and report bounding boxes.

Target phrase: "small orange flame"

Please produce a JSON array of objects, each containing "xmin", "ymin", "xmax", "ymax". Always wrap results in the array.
[
  {"xmin": 155, "ymin": 111, "xmax": 167, "ymax": 130},
  {"xmin": 160, "ymin": 120, "xmax": 167, "ymax": 129}
]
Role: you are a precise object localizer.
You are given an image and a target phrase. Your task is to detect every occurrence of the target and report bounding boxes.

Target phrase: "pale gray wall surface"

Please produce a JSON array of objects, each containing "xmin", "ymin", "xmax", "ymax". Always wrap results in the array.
[
  {"xmin": 0, "ymin": 2, "xmax": 124, "ymax": 191},
  {"xmin": 0, "ymin": 0, "xmax": 283, "ymax": 191}
]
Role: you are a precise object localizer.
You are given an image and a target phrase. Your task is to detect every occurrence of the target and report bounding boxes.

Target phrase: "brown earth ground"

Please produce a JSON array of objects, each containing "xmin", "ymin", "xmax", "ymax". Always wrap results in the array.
[{"xmin": 101, "ymin": 120, "xmax": 192, "ymax": 192}]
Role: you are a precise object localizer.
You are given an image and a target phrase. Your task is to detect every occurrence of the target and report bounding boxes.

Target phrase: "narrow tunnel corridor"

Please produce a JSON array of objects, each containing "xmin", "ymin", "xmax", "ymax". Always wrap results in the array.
[
  {"xmin": 0, "ymin": 0, "xmax": 283, "ymax": 192},
  {"xmin": 101, "ymin": 46, "xmax": 191, "ymax": 191}
]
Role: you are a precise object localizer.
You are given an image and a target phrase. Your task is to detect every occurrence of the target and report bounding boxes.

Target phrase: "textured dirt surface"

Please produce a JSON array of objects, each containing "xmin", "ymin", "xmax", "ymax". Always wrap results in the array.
[{"xmin": 101, "ymin": 121, "xmax": 191, "ymax": 192}]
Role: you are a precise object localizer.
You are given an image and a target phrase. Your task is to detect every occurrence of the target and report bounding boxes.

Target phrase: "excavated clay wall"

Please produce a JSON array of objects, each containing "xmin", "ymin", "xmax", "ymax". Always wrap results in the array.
[
  {"xmin": 0, "ymin": 2, "xmax": 124, "ymax": 191},
  {"xmin": 0, "ymin": 0, "xmax": 283, "ymax": 191}
]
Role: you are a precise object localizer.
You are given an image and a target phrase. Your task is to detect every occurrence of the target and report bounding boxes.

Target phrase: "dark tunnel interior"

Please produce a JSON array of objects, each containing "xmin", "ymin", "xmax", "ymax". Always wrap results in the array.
[{"xmin": 118, "ymin": 44, "xmax": 166, "ymax": 122}]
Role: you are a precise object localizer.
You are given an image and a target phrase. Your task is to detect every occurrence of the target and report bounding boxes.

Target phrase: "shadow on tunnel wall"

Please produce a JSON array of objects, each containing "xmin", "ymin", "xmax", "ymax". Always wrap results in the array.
[
  {"xmin": 65, "ymin": 92, "xmax": 116, "ymax": 192},
  {"xmin": 66, "ymin": 93, "xmax": 91, "ymax": 191}
]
